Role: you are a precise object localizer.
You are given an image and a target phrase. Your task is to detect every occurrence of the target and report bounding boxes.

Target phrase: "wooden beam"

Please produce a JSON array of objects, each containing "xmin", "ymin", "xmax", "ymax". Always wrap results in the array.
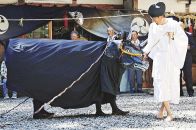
[{"xmin": 48, "ymin": 21, "xmax": 52, "ymax": 39}]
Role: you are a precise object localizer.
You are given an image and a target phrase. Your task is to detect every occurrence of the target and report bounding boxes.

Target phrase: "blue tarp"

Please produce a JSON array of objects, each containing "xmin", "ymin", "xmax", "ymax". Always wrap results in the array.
[{"xmin": 6, "ymin": 39, "xmax": 106, "ymax": 108}]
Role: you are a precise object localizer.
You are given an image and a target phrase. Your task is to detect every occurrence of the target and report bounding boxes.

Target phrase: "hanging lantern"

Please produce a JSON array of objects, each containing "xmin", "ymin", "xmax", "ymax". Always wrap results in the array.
[{"xmin": 189, "ymin": 24, "xmax": 193, "ymax": 33}]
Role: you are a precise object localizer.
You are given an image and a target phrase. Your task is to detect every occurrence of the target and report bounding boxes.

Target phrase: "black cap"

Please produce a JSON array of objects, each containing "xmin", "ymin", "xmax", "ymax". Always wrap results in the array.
[{"xmin": 148, "ymin": 2, "xmax": 166, "ymax": 17}]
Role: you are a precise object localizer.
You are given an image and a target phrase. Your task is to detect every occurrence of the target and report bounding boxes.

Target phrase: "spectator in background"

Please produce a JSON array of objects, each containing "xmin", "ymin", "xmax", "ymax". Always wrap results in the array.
[
  {"xmin": 1, "ymin": 60, "xmax": 17, "ymax": 99},
  {"xmin": 128, "ymin": 31, "xmax": 143, "ymax": 93},
  {"xmin": 179, "ymin": 21, "xmax": 196, "ymax": 97},
  {"xmin": 70, "ymin": 31, "xmax": 80, "ymax": 40},
  {"xmin": 0, "ymin": 42, "xmax": 17, "ymax": 99},
  {"xmin": 107, "ymin": 27, "xmax": 117, "ymax": 42}
]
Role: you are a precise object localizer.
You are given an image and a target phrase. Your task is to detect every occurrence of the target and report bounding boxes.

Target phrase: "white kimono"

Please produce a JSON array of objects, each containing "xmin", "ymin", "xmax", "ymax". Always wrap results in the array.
[{"xmin": 143, "ymin": 18, "xmax": 188, "ymax": 104}]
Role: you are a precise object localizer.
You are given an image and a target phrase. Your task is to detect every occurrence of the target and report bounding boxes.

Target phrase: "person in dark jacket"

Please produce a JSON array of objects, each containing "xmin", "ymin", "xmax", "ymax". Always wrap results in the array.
[
  {"xmin": 95, "ymin": 28, "xmax": 129, "ymax": 116},
  {"xmin": 180, "ymin": 22, "xmax": 196, "ymax": 97}
]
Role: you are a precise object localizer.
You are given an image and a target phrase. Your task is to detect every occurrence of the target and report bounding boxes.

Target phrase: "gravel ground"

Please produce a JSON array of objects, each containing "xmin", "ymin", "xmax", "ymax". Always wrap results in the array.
[{"xmin": 0, "ymin": 91, "xmax": 196, "ymax": 130}]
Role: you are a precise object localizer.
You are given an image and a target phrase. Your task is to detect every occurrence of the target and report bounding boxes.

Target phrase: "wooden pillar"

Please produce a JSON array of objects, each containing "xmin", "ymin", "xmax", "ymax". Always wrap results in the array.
[
  {"xmin": 123, "ymin": 0, "xmax": 138, "ymax": 10},
  {"xmin": 192, "ymin": 64, "xmax": 196, "ymax": 84},
  {"xmin": 185, "ymin": 0, "xmax": 192, "ymax": 13},
  {"xmin": 132, "ymin": 0, "xmax": 138, "ymax": 10},
  {"xmin": 48, "ymin": 21, "xmax": 52, "ymax": 39},
  {"xmin": 123, "ymin": 0, "xmax": 133, "ymax": 10},
  {"xmin": 0, "ymin": 43, "xmax": 5, "ymax": 62}
]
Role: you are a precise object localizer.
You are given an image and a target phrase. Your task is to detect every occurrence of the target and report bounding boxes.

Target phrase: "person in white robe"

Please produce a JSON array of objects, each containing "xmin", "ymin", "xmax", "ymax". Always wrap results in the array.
[{"xmin": 143, "ymin": 2, "xmax": 188, "ymax": 121}]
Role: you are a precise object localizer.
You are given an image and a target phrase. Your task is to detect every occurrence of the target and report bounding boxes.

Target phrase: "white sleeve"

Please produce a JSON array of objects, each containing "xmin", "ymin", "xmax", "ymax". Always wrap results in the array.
[
  {"xmin": 142, "ymin": 23, "xmax": 162, "ymax": 54},
  {"xmin": 172, "ymin": 22, "xmax": 188, "ymax": 68},
  {"xmin": 112, "ymin": 40, "xmax": 122, "ymax": 48}
]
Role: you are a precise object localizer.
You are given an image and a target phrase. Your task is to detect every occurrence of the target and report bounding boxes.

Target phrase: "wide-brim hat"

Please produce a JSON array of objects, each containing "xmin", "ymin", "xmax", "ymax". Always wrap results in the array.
[{"xmin": 148, "ymin": 2, "xmax": 166, "ymax": 17}]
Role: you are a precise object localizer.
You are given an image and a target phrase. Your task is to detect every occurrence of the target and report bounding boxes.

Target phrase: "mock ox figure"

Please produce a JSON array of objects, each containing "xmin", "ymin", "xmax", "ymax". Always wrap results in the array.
[
  {"xmin": 5, "ymin": 39, "xmax": 130, "ymax": 118},
  {"xmin": 2, "ymin": 37, "xmax": 150, "ymax": 119}
]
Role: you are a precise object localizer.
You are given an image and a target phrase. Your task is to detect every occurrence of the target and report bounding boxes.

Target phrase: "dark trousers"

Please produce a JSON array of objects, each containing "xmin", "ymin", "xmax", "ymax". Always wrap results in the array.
[
  {"xmin": 180, "ymin": 53, "xmax": 194, "ymax": 95},
  {"xmin": 128, "ymin": 68, "xmax": 143, "ymax": 92}
]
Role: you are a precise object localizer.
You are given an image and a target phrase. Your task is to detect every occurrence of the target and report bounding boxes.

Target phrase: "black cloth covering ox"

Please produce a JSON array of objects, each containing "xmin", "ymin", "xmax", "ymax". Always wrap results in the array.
[{"xmin": 6, "ymin": 39, "xmax": 124, "ymax": 109}]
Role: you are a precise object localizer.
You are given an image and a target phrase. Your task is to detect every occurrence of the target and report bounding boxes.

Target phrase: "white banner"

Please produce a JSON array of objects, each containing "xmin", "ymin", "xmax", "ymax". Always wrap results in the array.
[
  {"xmin": 0, "ymin": 0, "xmax": 18, "ymax": 4},
  {"xmin": 177, "ymin": 0, "xmax": 196, "ymax": 3},
  {"xmin": 25, "ymin": 0, "xmax": 72, "ymax": 4},
  {"xmin": 77, "ymin": 0, "xmax": 123, "ymax": 5},
  {"xmin": 25, "ymin": 0, "xmax": 123, "ymax": 5},
  {"xmin": 138, "ymin": 0, "xmax": 196, "ymax": 13}
]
